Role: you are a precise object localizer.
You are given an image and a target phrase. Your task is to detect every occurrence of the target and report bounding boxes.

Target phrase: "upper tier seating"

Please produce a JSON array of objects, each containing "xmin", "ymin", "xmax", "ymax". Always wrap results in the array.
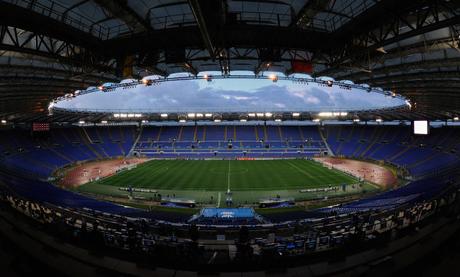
[
  {"xmin": 134, "ymin": 125, "xmax": 327, "ymax": 158},
  {"xmin": 0, "ymin": 126, "xmax": 136, "ymax": 178},
  {"xmin": 323, "ymin": 125, "xmax": 460, "ymax": 177}
]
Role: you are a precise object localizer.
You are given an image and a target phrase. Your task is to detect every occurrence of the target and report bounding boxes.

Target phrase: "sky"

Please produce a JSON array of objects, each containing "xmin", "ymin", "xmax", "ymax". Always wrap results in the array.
[{"xmin": 54, "ymin": 77, "xmax": 407, "ymax": 113}]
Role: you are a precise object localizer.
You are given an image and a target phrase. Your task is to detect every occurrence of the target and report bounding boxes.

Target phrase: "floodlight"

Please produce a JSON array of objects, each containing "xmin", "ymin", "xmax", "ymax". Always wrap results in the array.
[
  {"xmin": 318, "ymin": 112, "xmax": 333, "ymax": 117},
  {"xmin": 292, "ymin": 112, "xmax": 300, "ymax": 117},
  {"xmin": 160, "ymin": 113, "xmax": 168, "ymax": 118},
  {"xmin": 101, "ymin": 120, "xmax": 108, "ymax": 124},
  {"xmin": 205, "ymin": 113, "xmax": 213, "ymax": 118},
  {"xmin": 204, "ymin": 74, "xmax": 212, "ymax": 82},
  {"xmin": 268, "ymin": 74, "xmax": 278, "ymax": 82}
]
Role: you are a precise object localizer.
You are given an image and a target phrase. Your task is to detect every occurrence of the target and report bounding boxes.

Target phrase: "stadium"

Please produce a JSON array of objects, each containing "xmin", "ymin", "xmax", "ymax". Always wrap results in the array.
[{"xmin": 0, "ymin": 0, "xmax": 459, "ymax": 276}]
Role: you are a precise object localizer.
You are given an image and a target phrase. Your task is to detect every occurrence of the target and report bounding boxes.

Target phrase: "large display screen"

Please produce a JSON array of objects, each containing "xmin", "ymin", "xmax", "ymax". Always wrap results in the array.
[
  {"xmin": 413, "ymin": 120, "xmax": 429, "ymax": 135},
  {"xmin": 32, "ymin": 122, "xmax": 50, "ymax": 132}
]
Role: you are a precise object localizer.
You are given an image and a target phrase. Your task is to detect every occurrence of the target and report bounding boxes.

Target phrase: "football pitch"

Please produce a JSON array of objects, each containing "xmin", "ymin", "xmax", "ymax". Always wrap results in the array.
[{"xmin": 76, "ymin": 159, "xmax": 373, "ymax": 205}]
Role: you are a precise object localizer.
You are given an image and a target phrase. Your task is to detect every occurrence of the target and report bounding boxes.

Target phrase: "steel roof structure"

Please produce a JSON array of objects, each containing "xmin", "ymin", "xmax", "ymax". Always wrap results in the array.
[{"xmin": 0, "ymin": 0, "xmax": 459, "ymax": 120}]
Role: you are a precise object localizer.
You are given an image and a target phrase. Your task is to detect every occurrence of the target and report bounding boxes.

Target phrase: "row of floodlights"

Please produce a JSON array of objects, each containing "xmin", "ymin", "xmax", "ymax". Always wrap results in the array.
[
  {"xmin": 80, "ymin": 118, "xmax": 363, "ymax": 125},
  {"xmin": 113, "ymin": 113, "xmax": 143, "ymax": 118},
  {"xmin": 76, "ymin": 117, "xmax": 460, "ymax": 125},
  {"xmin": 154, "ymin": 112, "xmax": 306, "ymax": 119},
  {"xmin": 108, "ymin": 112, "xmax": 350, "ymax": 120}
]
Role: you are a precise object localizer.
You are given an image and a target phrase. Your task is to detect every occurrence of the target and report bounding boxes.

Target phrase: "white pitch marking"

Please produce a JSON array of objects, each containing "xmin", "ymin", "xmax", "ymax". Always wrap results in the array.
[{"xmin": 227, "ymin": 160, "xmax": 231, "ymax": 192}]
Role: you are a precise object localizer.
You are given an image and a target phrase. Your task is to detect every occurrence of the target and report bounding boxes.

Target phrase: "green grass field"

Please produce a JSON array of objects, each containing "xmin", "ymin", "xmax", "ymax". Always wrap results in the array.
[
  {"xmin": 75, "ymin": 159, "xmax": 376, "ymax": 205},
  {"xmin": 94, "ymin": 159, "xmax": 356, "ymax": 190}
]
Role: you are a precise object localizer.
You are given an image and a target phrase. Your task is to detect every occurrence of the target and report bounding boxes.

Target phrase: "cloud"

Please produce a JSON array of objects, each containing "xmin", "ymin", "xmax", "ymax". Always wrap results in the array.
[{"xmin": 56, "ymin": 78, "xmax": 406, "ymax": 112}]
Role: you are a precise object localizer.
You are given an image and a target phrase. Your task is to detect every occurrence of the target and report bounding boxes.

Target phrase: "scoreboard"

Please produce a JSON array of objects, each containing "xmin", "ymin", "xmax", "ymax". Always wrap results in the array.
[
  {"xmin": 413, "ymin": 120, "xmax": 429, "ymax": 135},
  {"xmin": 32, "ymin": 122, "xmax": 50, "ymax": 132}
]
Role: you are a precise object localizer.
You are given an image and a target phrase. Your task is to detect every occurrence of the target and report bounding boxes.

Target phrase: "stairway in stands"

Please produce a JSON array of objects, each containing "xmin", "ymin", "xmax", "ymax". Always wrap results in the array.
[{"xmin": 79, "ymin": 128, "xmax": 104, "ymax": 159}]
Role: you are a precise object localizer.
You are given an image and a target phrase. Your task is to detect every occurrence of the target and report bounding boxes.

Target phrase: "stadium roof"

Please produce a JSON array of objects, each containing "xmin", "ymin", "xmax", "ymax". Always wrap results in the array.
[{"xmin": 0, "ymin": 0, "xmax": 459, "ymax": 119}]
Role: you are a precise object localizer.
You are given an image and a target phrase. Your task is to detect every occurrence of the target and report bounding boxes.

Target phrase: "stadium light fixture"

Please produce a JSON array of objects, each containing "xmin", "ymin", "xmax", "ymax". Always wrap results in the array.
[
  {"xmin": 98, "ymin": 85, "xmax": 104, "ymax": 91},
  {"xmin": 205, "ymin": 113, "xmax": 213, "ymax": 118},
  {"xmin": 142, "ymin": 79, "xmax": 152, "ymax": 86},
  {"xmin": 326, "ymin": 80, "xmax": 333, "ymax": 87},
  {"xmin": 203, "ymin": 74, "xmax": 212, "ymax": 82},
  {"xmin": 78, "ymin": 120, "xmax": 85, "ymax": 124},
  {"xmin": 188, "ymin": 113, "xmax": 195, "ymax": 118},
  {"xmin": 134, "ymin": 114, "xmax": 142, "ymax": 118},
  {"xmin": 48, "ymin": 101, "xmax": 55, "ymax": 110},
  {"xmin": 240, "ymin": 119, "xmax": 247, "ymax": 122},
  {"xmin": 405, "ymin": 100, "xmax": 412, "ymax": 109},
  {"xmin": 268, "ymin": 74, "xmax": 278, "ymax": 82},
  {"xmin": 292, "ymin": 112, "xmax": 300, "ymax": 117},
  {"xmin": 275, "ymin": 118, "xmax": 282, "ymax": 122},
  {"xmin": 196, "ymin": 113, "xmax": 203, "ymax": 118},
  {"xmin": 256, "ymin": 113, "xmax": 264, "ymax": 117},
  {"xmin": 120, "ymin": 114, "xmax": 128, "ymax": 118},
  {"xmin": 319, "ymin": 112, "xmax": 348, "ymax": 117},
  {"xmin": 101, "ymin": 120, "xmax": 108, "ymax": 124},
  {"xmin": 179, "ymin": 119, "xmax": 186, "ymax": 123},
  {"xmin": 1, "ymin": 119, "xmax": 6, "ymax": 124},
  {"xmin": 128, "ymin": 113, "xmax": 135, "ymax": 118},
  {"xmin": 454, "ymin": 117, "xmax": 459, "ymax": 121},
  {"xmin": 160, "ymin": 113, "xmax": 168, "ymax": 118},
  {"xmin": 113, "ymin": 113, "xmax": 120, "ymax": 118},
  {"xmin": 265, "ymin": 112, "xmax": 273, "ymax": 117},
  {"xmin": 214, "ymin": 119, "xmax": 221, "ymax": 122},
  {"xmin": 141, "ymin": 120, "xmax": 148, "ymax": 123},
  {"xmin": 376, "ymin": 118, "xmax": 383, "ymax": 123},
  {"xmin": 248, "ymin": 113, "xmax": 256, "ymax": 117},
  {"xmin": 353, "ymin": 118, "xmax": 360, "ymax": 123},
  {"xmin": 312, "ymin": 118, "xmax": 320, "ymax": 122}
]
